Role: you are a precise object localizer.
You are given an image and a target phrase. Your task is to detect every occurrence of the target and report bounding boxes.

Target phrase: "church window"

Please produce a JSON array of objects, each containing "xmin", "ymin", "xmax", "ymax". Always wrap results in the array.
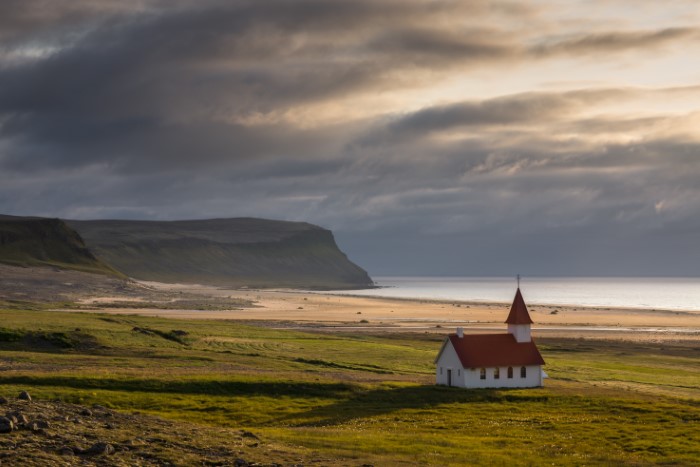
[
  {"xmin": 494, "ymin": 368, "xmax": 500, "ymax": 379},
  {"xmin": 520, "ymin": 366, "xmax": 527, "ymax": 378},
  {"xmin": 440, "ymin": 367, "xmax": 443, "ymax": 375},
  {"xmin": 507, "ymin": 367, "xmax": 513, "ymax": 378},
  {"xmin": 480, "ymin": 368, "xmax": 486, "ymax": 380}
]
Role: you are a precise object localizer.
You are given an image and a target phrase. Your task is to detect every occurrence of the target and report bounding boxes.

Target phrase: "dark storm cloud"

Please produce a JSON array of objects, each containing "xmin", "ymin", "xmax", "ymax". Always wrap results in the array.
[
  {"xmin": 354, "ymin": 87, "xmax": 652, "ymax": 147},
  {"xmin": 531, "ymin": 27, "xmax": 700, "ymax": 56},
  {"xmin": 2, "ymin": 1, "xmax": 509, "ymax": 172},
  {"xmin": 366, "ymin": 27, "xmax": 517, "ymax": 67},
  {"xmin": 2, "ymin": 0, "xmax": 700, "ymax": 275}
]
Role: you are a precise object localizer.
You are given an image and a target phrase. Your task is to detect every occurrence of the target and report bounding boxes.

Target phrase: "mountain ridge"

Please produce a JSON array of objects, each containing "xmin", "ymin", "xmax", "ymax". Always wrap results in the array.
[
  {"xmin": 1, "ymin": 215, "xmax": 373, "ymax": 289},
  {"xmin": 0, "ymin": 215, "xmax": 123, "ymax": 277},
  {"xmin": 66, "ymin": 217, "xmax": 373, "ymax": 289}
]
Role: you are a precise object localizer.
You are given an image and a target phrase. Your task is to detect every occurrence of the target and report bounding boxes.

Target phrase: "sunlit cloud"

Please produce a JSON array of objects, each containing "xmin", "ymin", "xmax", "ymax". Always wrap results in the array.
[{"xmin": 1, "ymin": 0, "xmax": 699, "ymax": 275}]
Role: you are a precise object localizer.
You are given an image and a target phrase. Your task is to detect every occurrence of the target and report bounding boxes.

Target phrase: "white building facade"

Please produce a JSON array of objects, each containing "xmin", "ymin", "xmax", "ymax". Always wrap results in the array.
[{"xmin": 435, "ymin": 288, "xmax": 545, "ymax": 389}]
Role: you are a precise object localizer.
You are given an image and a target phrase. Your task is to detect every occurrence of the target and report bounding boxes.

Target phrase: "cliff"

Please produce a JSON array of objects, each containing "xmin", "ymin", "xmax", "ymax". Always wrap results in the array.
[
  {"xmin": 67, "ymin": 218, "xmax": 373, "ymax": 289},
  {"xmin": 0, "ymin": 215, "xmax": 122, "ymax": 277}
]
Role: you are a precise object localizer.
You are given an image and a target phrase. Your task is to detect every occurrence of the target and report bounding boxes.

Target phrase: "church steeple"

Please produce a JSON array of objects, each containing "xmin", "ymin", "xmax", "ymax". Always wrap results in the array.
[
  {"xmin": 506, "ymin": 284, "xmax": 533, "ymax": 342},
  {"xmin": 505, "ymin": 288, "xmax": 533, "ymax": 325}
]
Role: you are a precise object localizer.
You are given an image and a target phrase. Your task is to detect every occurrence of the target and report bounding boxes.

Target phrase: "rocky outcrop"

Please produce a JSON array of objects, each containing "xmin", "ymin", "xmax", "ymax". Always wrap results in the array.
[{"xmin": 0, "ymin": 392, "xmax": 303, "ymax": 466}]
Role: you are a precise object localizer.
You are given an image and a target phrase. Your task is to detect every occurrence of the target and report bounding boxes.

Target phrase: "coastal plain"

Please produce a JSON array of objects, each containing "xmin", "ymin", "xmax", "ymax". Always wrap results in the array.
[
  {"xmin": 77, "ymin": 280, "xmax": 700, "ymax": 343},
  {"xmin": 1, "ymin": 266, "xmax": 699, "ymax": 465}
]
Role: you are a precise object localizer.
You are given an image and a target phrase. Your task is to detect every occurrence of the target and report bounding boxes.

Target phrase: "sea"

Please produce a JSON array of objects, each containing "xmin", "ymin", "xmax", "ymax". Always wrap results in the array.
[{"xmin": 328, "ymin": 277, "xmax": 700, "ymax": 312}]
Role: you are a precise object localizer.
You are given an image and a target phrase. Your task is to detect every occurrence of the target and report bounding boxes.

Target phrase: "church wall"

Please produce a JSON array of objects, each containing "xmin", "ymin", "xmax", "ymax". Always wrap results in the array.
[
  {"xmin": 463, "ymin": 365, "xmax": 542, "ymax": 388},
  {"xmin": 435, "ymin": 341, "xmax": 466, "ymax": 388}
]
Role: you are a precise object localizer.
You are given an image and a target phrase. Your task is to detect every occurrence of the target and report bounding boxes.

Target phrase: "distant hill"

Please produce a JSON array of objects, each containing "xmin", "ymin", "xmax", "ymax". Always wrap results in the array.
[
  {"xmin": 0, "ymin": 215, "xmax": 122, "ymax": 277},
  {"xmin": 67, "ymin": 218, "xmax": 373, "ymax": 289}
]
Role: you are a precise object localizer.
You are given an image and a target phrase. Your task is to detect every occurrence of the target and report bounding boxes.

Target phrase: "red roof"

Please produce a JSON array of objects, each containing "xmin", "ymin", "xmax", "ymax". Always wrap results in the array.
[
  {"xmin": 443, "ymin": 333, "xmax": 545, "ymax": 367},
  {"xmin": 505, "ymin": 288, "xmax": 533, "ymax": 324}
]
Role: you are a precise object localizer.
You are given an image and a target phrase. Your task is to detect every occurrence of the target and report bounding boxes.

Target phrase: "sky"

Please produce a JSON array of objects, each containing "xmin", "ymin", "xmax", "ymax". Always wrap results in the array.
[{"xmin": 1, "ymin": 0, "xmax": 700, "ymax": 277}]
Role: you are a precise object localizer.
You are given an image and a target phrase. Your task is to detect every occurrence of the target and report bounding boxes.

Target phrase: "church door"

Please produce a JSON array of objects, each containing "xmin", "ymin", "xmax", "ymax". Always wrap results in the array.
[{"xmin": 447, "ymin": 369, "xmax": 452, "ymax": 387}]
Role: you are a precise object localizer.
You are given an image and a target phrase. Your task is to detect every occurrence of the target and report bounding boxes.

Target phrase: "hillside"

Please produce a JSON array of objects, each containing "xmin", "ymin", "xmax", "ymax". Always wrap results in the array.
[
  {"xmin": 67, "ymin": 218, "xmax": 373, "ymax": 289},
  {"xmin": 0, "ymin": 215, "xmax": 122, "ymax": 277}
]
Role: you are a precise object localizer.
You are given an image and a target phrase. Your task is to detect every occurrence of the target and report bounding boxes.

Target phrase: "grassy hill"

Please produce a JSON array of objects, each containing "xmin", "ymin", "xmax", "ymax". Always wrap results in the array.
[
  {"xmin": 0, "ymin": 215, "xmax": 122, "ymax": 277},
  {"xmin": 67, "ymin": 218, "xmax": 373, "ymax": 289}
]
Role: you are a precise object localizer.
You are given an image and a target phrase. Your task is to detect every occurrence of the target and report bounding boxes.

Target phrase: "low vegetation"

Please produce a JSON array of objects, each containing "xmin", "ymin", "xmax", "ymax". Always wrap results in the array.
[
  {"xmin": 0, "ymin": 307, "xmax": 698, "ymax": 465},
  {"xmin": 0, "ymin": 216, "xmax": 122, "ymax": 277},
  {"xmin": 68, "ymin": 217, "xmax": 374, "ymax": 289}
]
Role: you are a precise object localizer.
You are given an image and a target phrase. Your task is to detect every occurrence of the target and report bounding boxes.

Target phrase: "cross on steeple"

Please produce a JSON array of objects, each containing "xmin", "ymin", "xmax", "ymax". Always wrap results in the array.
[{"xmin": 517, "ymin": 274, "xmax": 521, "ymax": 288}]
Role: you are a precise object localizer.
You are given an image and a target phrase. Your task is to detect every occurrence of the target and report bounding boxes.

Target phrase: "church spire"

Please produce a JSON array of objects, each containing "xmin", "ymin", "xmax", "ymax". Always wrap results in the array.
[
  {"xmin": 505, "ymin": 287, "xmax": 533, "ymax": 324},
  {"xmin": 506, "ymin": 283, "xmax": 533, "ymax": 342}
]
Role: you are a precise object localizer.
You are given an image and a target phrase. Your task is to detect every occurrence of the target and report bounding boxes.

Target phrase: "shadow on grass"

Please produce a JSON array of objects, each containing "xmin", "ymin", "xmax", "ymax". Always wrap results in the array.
[
  {"xmin": 279, "ymin": 384, "xmax": 552, "ymax": 426},
  {"xmin": 0, "ymin": 375, "xmax": 356, "ymax": 399},
  {"xmin": 1, "ymin": 375, "xmax": 549, "ymax": 415}
]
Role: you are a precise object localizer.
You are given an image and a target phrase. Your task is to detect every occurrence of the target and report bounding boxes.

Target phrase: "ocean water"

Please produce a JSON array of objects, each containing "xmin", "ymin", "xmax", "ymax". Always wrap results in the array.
[{"xmin": 329, "ymin": 276, "xmax": 700, "ymax": 312}]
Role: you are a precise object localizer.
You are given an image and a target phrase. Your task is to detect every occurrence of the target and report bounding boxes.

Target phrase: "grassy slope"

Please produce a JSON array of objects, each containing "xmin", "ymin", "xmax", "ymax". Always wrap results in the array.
[
  {"xmin": 68, "ymin": 218, "xmax": 373, "ymax": 289},
  {"xmin": 0, "ymin": 309, "xmax": 698, "ymax": 466},
  {"xmin": 0, "ymin": 216, "xmax": 123, "ymax": 277}
]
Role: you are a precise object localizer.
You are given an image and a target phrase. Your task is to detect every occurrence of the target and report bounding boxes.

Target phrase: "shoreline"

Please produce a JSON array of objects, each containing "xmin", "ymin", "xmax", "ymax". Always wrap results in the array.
[
  {"xmin": 55, "ymin": 280, "xmax": 700, "ymax": 342},
  {"xmin": 311, "ymin": 291, "xmax": 700, "ymax": 316},
  {"xmin": 140, "ymin": 279, "xmax": 700, "ymax": 315}
]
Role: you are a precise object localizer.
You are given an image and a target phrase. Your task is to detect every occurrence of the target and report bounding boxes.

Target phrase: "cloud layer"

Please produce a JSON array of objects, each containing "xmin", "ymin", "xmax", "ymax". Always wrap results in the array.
[{"xmin": 2, "ymin": 0, "xmax": 700, "ymax": 275}]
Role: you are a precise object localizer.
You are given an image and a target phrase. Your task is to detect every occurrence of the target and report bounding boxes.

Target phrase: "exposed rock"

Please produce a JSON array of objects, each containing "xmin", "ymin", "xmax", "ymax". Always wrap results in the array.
[
  {"xmin": 8, "ymin": 412, "xmax": 29, "ymax": 425},
  {"xmin": 58, "ymin": 447, "xmax": 74, "ymax": 456},
  {"xmin": 0, "ymin": 398, "xmax": 304, "ymax": 465},
  {"xmin": 80, "ymin": 408, "xmax": 93, "ymax": 417},
  {"xmin": 234, "ymin": 459, "xmax": 249, "ymax": 467},
  {"xmin": 0, "ymin": 396, "xmax": 8, "ymax": 404},
  {"xmin": 35, "ymin": 419, "xmax": 51, "ymax": 429},
  {"xmin": 18, "ymin": 391, "xmax": 31, "ymax": 401},
  {"xmin": 0, "ymin": 416, "xmax": 14, "ymax": 433},
  {"xmin": 85, "ymin": 442, "xmax": 115, "ymax": 455}
]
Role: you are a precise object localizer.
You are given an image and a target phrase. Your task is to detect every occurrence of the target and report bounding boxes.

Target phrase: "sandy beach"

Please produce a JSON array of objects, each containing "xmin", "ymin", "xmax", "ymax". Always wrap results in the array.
[{"xmin": 68, "ymin": 280, "xmax": 700, "ymax": 342}]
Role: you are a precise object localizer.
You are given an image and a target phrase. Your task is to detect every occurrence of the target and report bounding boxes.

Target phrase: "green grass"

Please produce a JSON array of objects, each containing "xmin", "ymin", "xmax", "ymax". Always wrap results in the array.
[
  {"xmin": 0, "ymin": 308, "xmax": 698, "ymax": 465},
  {"xmin": 0, "ymin": 217, "xmax": 123, "ymax": 277},
  {"xmin": 68, "ymin": 218, "xmax": 373, "ymax": 288}
]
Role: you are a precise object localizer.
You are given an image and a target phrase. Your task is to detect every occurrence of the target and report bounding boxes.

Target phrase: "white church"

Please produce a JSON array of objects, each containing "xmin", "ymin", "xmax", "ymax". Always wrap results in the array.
[{"xmin": 434, "ymin": 287, "xmax": 546, "ymax": 388}]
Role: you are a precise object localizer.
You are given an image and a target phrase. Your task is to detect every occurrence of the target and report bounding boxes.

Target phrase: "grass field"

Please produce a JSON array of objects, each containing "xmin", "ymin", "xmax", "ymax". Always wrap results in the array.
[{"xmin": 1, "ymin": 307, "xmax": 698, "ymax": 465}]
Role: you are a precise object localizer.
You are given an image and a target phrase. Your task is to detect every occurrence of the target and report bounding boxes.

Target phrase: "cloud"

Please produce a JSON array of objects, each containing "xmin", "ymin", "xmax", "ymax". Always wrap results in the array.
[
  {"xmin": 2, "ymin": 1, "xmax": 700, "ymax": 275},
  {"xmin": 531, "ymin": 27, "xmax": 700, "ymax": 56}
]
